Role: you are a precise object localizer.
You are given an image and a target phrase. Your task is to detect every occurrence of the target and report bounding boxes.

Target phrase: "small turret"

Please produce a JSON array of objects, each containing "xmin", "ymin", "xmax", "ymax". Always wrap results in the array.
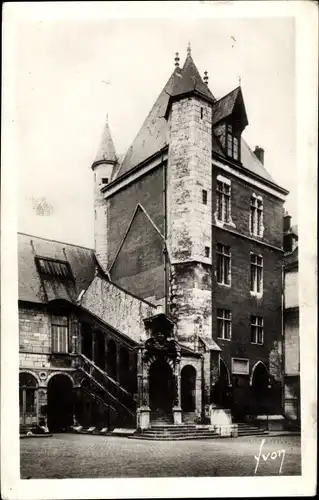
[{"xmin": 92, "ymin": 115, "xmax": 117, "ymax": 271}]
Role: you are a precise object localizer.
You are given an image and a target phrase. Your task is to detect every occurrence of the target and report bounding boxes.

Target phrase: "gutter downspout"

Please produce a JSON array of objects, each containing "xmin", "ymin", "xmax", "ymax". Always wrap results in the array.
[{"xmin": 162, "ymin": 145, "xmax": 168, "ymax": 315}]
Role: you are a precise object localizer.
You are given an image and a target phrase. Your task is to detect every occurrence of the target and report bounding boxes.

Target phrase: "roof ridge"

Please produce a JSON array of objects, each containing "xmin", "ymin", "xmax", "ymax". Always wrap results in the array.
[
  {"xmin": 18, "ymin": 232, "xmax": 94, "ymax": 251},
  {"xmin": 213, "ymin": 85, "xmax": 241, "ymax": 104}
]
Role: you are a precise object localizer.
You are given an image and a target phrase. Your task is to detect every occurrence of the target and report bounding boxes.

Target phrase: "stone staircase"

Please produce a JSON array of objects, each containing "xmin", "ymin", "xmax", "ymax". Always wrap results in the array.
[
  {"xmin": 130, "ymin": 423, "xmax": 220, "ymax": 440},
  {"xmin": 236, "ymin": 422, "xmax": 269, "ymax": 437}
]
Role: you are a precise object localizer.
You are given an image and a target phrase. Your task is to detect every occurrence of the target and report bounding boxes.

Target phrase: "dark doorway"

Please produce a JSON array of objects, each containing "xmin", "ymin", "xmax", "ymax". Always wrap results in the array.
[
  {"xmin": 212, "ymin": 358, "xmax": 231, "ymax": 409},
  {"xmin": 47, "ymin": 374, "xmax": 73, "ymax": 432},
  {"xmin": 149, "ymin": 358, "xmax": 175, "ymax": 413},
  {"xmin": 95, "ymin": 330, "xmax": 105, "ymax": 370},
  {"xmin": 119, "ymin": 347, "xmax": 130, "ymax": 390},
  {"xmin": 181, "ymin": 365, "xmax": 196, "ymax": 411},
  {"xmin": 106, "ymin": 339, "xmax": 117, "ymax": 380},
  {"xmin": 251, "ymin": 362, "xmax": 269, "ymax": 414},
  {"xmin": 81, "ymin": 323, "xmax": 93, "ymax": 359}
]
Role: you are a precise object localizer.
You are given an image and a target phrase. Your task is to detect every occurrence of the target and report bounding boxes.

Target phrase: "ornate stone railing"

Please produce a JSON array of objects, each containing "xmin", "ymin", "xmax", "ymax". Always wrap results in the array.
[{"xmin": 76, "ymin": 353, "xmax": 136, "ymax": 418}]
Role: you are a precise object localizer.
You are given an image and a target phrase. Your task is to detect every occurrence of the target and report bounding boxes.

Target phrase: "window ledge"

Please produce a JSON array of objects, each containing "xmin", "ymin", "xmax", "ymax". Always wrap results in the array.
[
  {"xmin": 250, "ymin": 342, "xmax": 264, "ymax": 346},
  {"xmin": 217, "ymin": 282, "xmax": 231, "ymax": 288},
  {"xmin": 214, "ymin": 214, "xmax": 236, "ymax": 230},
  {"xmin": 250, "ymin": 291, "xmax": 263, "ymax": 299},
  {"xmin": 217, "ymin": 337, "xmax": 231, "ymax": 341}
]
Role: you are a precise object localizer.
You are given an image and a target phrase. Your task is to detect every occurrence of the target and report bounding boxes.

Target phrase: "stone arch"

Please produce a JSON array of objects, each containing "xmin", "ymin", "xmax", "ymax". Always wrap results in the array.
[
  {"xmin": 19, "ymin": 372, "xmax": 39, "ymax": 427},
  {"xmin": 250, "ymin": 361, "xmax": 270, "ymax": 415},
  {"xmin": 250, "ymin": 361, "xmax": 269, "ymax": 386},
  {"xmin": 149, "ymin": 358, "xmax": 175, "ymax": 413},
  {"xmin": 46, "ymin": 371, "xmax": 74, "ymax": 386},
  {"xmin": 181, "ymin": 365, "xmax": 196, "ymax": 412},
  {"xmin": 19, "ymin": 369, "xmax": 40, "ymax": 386},
  {"xmin": 220, "ymin": 357, "xmax": 231, "ymax": 386}
]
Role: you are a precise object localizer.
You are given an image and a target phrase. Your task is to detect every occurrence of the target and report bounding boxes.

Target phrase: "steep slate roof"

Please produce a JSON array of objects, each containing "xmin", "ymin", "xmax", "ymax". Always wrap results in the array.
[
  {"xmin": 211, "ymin": 87, "xmax": 247, "ymax": 127},
  {"xmin": 117, "ymin": 53, "xmax": 214, "ymax": 178},
  {"xmin": 116, "ymin": 51, "xmax": 281, "ymax": 188},
  {"xmin": 93, "ymin": 117, "xmax": 117, "ymax": 165},
  {"xmin": 18, "ymin": 233, "xmax": 96, "ymax": 304}
]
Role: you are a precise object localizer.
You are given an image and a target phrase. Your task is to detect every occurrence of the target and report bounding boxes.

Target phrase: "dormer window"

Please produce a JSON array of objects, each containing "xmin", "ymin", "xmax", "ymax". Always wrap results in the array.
[{"xmin": 226, "ymin": 124, "xmax": 240, "ymax": 161}]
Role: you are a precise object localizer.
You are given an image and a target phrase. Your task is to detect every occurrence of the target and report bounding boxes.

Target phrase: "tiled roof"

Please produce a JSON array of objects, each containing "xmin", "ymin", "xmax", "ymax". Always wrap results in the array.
[{"xmin": 18, "ymin": 233, "xmax": 96, "ymax": 304}]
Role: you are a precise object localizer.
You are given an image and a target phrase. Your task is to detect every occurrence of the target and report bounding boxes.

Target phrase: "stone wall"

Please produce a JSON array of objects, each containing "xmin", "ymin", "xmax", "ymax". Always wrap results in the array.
[{"xmin": 81, "ymin": 275, "xmax": 157, "ymax": 343}]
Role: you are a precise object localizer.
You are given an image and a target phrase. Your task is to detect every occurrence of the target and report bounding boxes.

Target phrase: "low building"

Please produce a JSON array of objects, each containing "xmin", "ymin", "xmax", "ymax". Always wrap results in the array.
[{"xmin": 283, "ymin": 214, "xmax": 300, "ymax": 425}]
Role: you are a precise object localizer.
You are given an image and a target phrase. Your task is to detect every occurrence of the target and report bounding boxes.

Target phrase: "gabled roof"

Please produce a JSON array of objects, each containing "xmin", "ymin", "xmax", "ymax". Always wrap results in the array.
[
  {"xmin": 18, "ymin": 233, "xmax": 96, "ymax": 304},
  {"xmin": 93, "ymin": 117, "xmax": 117, "ymax": 166},
  {"xmin": 116, "ymin": 53, "xmax": 214, "ymax": 179},
  {"xmin": 211, "ymin": 86, "xmax": 248, "ymax": 129},
  {"xmin": 115, "ymin": 51, "xmax": 283, "ymax": 189}
]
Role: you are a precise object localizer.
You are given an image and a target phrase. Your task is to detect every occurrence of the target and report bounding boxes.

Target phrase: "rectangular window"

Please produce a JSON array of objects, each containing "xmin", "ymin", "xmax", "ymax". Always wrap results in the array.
[
  {"xmin": 51, "ymin": 315, "xmax": 69, "ymax": 353},
  {"xmin": 226, "ymin": 124, "xmax": 240, "ymax": 161},
  {"xmin": 217, "ymin": 309, "xmax": 232, "ymax": 340},
  {"xmin": 216, "ymin": 181, "xmax": 231, "ymax": 222},
  {"xmin": 250, "ymin": 254, "xmax": 263, "ymax": 293},
  {"xmin": 102, "ymin": 178, "xmax": 109, "ymax": 184},
  {"xmin": 251, "ymin": 315, "xmax": 264, "ymax": 344},
  {"xmin": 36, "ymin": 257, "xmax": 73, "ymax": 279},
  {"xmin": 216, "ymin": 243, "xmax": 231, "ymax": 285},
  {"xmin": 202, "ymin": 189, "xmax": 208, "ymax": 205},
  {"xmin": 250, "ymin": 195, "xmax": 263, "ymax": 236},
  {"xmin": 204, "ymin": 246, "xmax": 210, "ymax": 258}
]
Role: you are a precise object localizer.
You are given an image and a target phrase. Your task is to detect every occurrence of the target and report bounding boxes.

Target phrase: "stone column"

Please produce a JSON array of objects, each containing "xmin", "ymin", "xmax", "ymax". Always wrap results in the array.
[
  {"xmin": 136, "ymin": 349, "xmax": 150, "ymax": 430},
  {"xmin": 38, "ymin": 387, "xmax": 48, "ymax": 426},
  {"xmin": 172, "ymin": 353, "xmax": 182, "ymax": 425}
]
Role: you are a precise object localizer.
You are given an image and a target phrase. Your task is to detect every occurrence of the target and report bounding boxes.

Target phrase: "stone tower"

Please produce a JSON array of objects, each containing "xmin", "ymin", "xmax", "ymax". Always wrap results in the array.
[
  {"xmin": 166, "ymin": 49, "xmax": 214, "ymax": 349},
  {"xmin": 91, "ymin": 116, "xmax": 117, "ymax": 271}
]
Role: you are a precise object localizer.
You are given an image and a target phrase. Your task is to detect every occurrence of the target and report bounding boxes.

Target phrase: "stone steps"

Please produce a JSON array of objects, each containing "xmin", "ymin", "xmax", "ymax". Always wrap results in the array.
[
  {"xmin": 130, "ymin": 423, "xmax": 219, "ymax": 441},
  {"xmin": 236, "ymin": 423, "xmax": 268, "ymax": 437}
]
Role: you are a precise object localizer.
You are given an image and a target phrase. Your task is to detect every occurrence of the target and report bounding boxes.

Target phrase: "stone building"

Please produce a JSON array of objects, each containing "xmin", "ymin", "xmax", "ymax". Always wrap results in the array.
[
  {"xmin": 283, "ymin": 214, "xmax": 300, "ymax": 424},
  {"xmin": 19, "ymin": 47, "xmax": 289, "ymax": 433}
]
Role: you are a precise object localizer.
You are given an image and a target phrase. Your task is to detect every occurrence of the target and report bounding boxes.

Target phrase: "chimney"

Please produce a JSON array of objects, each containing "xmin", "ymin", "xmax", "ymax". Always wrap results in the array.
[
  {"xmin": 283, "ymin": 211, "xmax": 292, "ymax": 233},
  {"xmin": 254, "ymin": 146, "xmax": 265, "ymax": 165}
]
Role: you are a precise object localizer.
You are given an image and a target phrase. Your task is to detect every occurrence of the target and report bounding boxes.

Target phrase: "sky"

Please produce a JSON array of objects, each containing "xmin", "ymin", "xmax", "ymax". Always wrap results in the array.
[{"xmin": 14, "ymin": 7, "xmax": 296, "ymax": 248}]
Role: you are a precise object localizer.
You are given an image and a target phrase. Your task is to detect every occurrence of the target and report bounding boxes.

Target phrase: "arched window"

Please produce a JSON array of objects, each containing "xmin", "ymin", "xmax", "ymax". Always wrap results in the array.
[{"xmin": 19, "ymin": 373, "xmax": 38, "ymax": 424}]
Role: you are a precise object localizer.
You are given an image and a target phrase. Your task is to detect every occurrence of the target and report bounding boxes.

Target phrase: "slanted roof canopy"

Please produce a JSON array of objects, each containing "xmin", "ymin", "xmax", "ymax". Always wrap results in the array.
[{"xmin": 211, "ymin": 86, "xmax": 248, "ymax": 132}]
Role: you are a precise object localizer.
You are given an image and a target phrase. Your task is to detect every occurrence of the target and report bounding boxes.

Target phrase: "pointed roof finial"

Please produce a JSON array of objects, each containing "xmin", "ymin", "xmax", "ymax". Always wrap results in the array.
[
  {"xmin": 174, "ymin": 52, "xmax": 180, "ymax": 67},
  {"xmin": 203, "ymin": 70, "xmax": 209, "ymax": 85},
  {"xmin": 238, "ymin": 75, "xmax": 241, "ymax": 86},
  {"xmin": 187, "ymin": 41, "xmax": 191, "ymax": 56}
]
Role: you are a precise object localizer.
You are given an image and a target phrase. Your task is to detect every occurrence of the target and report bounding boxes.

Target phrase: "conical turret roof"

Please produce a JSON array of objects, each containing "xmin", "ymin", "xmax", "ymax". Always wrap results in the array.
[
  {"xmin": 116, "ymin": 52, "xmax": 214, "ymax": 178},
  {"xmin": 93, "ymin": 116, "xmax": 117, "ymax": 165}
]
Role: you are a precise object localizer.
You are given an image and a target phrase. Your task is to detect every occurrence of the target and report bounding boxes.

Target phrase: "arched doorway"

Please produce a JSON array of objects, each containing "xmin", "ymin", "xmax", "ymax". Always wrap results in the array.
[
  {"xmin": 251, "ymin": 362, "xmax": 269, "ymax": 414},
  {"xmin": 181, "ymin": 365, "xmax": 196, "ymax": 411},
  {"xmin": 47, "ymin": 374, "xmax": 73, "ymax": 432},
  {"xmin": 149, "ymin": 358, "xmax": 175, "ymax": 413},
  {"xmin": 19, "ymin": 372, "xmax": 38, "ymax": 426},
  {"xmin": 212, "ymin": 359, "xmax": 231, "ymax": 408},
  {"xmin": 106, "ymin": 339, "xmax": 117, "ymax": 380},
  {"xmin": 119, "ymin": 347, "xmax": 130, "ymax": 390},
  {"xmin": 95, "ymin": 330, "xmax": 105, "ymax": 370}
]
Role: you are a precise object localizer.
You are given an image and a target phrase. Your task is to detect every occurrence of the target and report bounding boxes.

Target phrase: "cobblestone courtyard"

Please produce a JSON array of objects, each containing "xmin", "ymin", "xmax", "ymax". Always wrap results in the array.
[{"xmin": 20, "ymin": 434, "xmax": 301, "ymax": 478}]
